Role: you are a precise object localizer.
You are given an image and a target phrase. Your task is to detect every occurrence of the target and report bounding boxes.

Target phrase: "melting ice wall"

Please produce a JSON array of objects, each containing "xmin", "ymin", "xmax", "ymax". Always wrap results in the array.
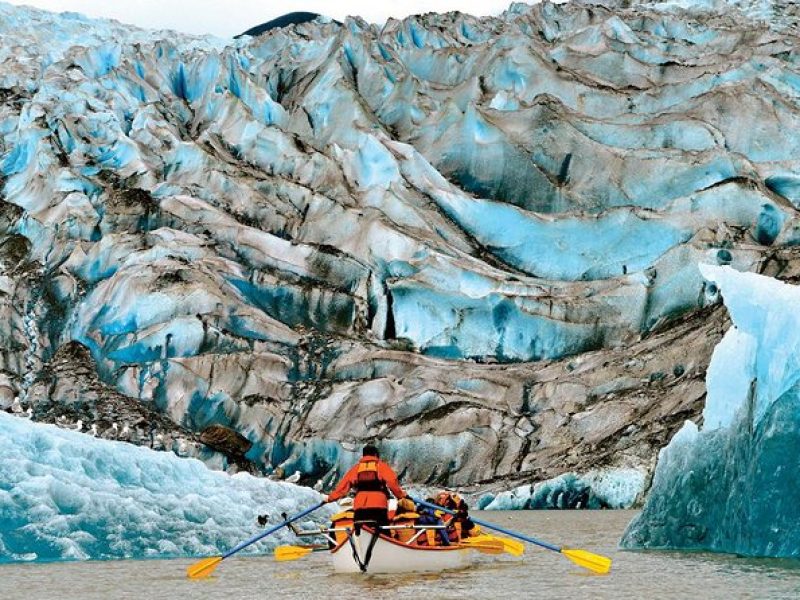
[
  {"xmin": 622, "ymin": 265, "xmax": 800, "ymax": 557},
  {"xmin": 481, "ymin": 467, "xmax": 645, "ymax": 510},
  {"xmin": 0, "ymin": 413, "xmax": 326, "ymax": 562}
]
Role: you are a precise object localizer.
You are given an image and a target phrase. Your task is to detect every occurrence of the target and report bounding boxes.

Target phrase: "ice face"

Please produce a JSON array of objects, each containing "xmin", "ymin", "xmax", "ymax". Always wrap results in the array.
[
  {"xmin": 2, "ymin": 0, "xmax": 800, "ymax": 495},
  {"xmin": 0, "ymin": 413, "xmax": 327, "ymax": 562},
  {"xmin": 621, "ymin": 265, "xmax": 800, "ymax": 557},
  {"xmin": 481, "ymin": 468, "xmax": 645, "ymax": 510}
]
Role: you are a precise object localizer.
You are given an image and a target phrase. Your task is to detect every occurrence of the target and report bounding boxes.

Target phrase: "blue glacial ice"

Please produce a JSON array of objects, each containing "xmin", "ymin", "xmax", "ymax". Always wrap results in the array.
[
  {"xmin": 427, "ymin": 191, "xmax": 689, "ymax": 280},
  {"xmin": 0, "ymin": 413, "xmax": 327, "ymax": 563},
  {"xmin": 621, "ymin": 264, "xmax": 800, "ymax": 557},
  {"xmin": 480, "ymin": 468, "xmax": 645, "ymax": 510}
]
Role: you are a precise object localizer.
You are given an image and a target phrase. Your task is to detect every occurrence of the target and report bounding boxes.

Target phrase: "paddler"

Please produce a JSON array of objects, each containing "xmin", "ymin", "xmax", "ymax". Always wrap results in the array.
[
  {"xmin": 390, "ymin": 497, "xmax": 420, "ymax": 543},
  {"xmin": 322, "ymin": 444, "xmax": 408, "ymax": 533},
  {"xmin": 416, "ymin": 498, "xmax": 450, "ymax": 546}
]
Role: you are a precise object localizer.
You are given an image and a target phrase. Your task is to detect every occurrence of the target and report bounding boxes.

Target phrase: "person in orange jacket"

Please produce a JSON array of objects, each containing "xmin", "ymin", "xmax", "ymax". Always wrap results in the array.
[{"xmin": 323, "ymin": 444, "xmax": 407, "ymax": 533}]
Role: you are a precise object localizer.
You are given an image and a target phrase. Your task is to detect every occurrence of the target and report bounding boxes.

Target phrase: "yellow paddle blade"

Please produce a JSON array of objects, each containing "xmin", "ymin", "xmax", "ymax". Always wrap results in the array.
[
  {"xmin": 493, "ymin": 536, "xmax": 525, "ymax": 557},
  {"xmin": 468, "ymin": 535, "xmax": 525, "ymax": 557},
  {"xmin": 458, "ymin": 538, "xmax": 505, "ymax": 554},
  {"xmin": 561, "ymin": 548, "xmax": 612, "ymax": 574},
  {"xmin": 274, "ymin": 545, "xmax": 315, "ymax": 562},
  {"xmin": 186, "ymin": 556, "xmax": 222, "ymax": 579}
]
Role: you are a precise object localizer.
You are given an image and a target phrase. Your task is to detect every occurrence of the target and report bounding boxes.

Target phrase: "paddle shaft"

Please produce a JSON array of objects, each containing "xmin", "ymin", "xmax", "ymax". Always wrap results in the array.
[
  {"xmin": 291, "ymin": 524, "xmax": 446, "ymax": 536},
  {"xmin": 222, "ymin": 501, "xmax": 325, "ymax": 559},
  {"xmin": 412, "ymin": 497, "xmax": 561, "ymax": 553}
]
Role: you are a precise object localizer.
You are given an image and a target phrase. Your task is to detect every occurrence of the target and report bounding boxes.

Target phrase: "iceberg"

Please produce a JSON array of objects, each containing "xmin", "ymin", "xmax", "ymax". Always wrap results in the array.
[
  {"xmin": 481, "ymin": 468, "xmax": 645, "ymax": 510},
  {"xmin": 0, "ymin": 413, "xmax": 327, "ymax": 563},
  {"xmin": 621, "ymin": 265, "xmax": 800, "ymax": 557}
]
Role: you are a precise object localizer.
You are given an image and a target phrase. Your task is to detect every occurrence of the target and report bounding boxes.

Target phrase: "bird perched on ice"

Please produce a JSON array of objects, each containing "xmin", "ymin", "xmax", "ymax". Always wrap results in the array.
[
  {"xmin": 90, "ymin": 423, "xmax": 98, "ymax": 437},
  {"xmin": 132, "ymin": 427, "xmax": 145, "ymax": 445},
  {"xmin": 10, "ymin": 397, "xmax": 22, "ymax": 414},
  {"xmin": 118, "ymin": 423, "xmax": 131, "ymax": 441},
  {"xmin": 102, "ymin": 423, "xmax": 119, "ymax": 439},
  {"xmin": 176, "ymin": 438, "xmax": 189, "ymax": 456},
  {"xmin": 285, "ymin": 470, "xmax": 302, "ymax": 484},
  {"xmin": 56, "ymin": 415, "xmax": 68, "ymax": 428},
  {"xmin": 313, "ymin": 479, "xmax": 324, "ymax": 491},
  {"xmin": 73, "ymin": 419, "xmax": 83, "ymax": 432},
  {"xmin": 22, "ymin": 407, "xmax": 32, "ymax": 419}
]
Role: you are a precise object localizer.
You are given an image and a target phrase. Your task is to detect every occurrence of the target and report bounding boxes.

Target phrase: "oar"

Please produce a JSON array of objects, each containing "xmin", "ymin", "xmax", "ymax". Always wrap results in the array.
[
  {"xmin": 469, "ymin": 534, "xmax": 525, "ymax": 557},
  {"xmin": 457, "ymin": 537, "xmax": 505, "ymax": 554},
  {"xmin": 411, "ymin": 497, "xmax": 611, "ymax": 574},
  {"xmin": 186, "ymin": 501, "xmax": 325, "ymax": 579},
  {"xmin": 274, "ymin": 544, "xmax": 328, "ymax": 561}
]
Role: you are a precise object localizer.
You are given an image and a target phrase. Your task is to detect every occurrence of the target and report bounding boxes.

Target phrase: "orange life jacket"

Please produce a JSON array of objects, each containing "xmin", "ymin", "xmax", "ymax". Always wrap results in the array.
[
  {"xmin": 328, "ymin": 456, "xmax": 406, "ymax": 511},
  {"xmin": 451, "ymin": 520, "xmax": 462, "ymax": 542},
  {"xmin": 331, "ymin": 510, "xmax": 354, "ymax": 544},
  {"xmin": 391, "ymin": 511, "xmax": 419, "ymax": 543},
  {"xmin": 356, "ymin": 460, "xmax": 388, "ymax": 492},
  {"xmin": 435, "ymin": 492, "xmax": 467, "ymax": 542},
  {"xmin": 354, "ymin": 459, "xmax": 390, "ymax": 510},
  {"xmin": 435, "ymin": 491, "xmax": 461, "ymax": 509},
  {"xmin": 422, "ymin": 529, "xmax": 436, "ymax": 546}
]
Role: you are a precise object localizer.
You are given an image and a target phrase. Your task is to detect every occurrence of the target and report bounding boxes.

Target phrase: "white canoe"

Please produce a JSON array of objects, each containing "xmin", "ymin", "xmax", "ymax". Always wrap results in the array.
[{"xmin": 330, "ymin": 530, "xmax": 473, "ymax": 574}]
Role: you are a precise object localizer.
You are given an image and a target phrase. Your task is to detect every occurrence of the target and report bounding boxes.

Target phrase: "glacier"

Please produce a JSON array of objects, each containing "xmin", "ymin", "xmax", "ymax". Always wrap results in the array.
[
  {"xmin": 480, "ymin": 467, "xmax": 646, "ymax": 510},
  {"xmin": 0, "ymin": 412, "xmax": 326, "ymax": 562},
  {"xmin": 2, "ymin": 0, "xmax": 800, "ymax": 503},
  {"xmin": 621, "ymin": 265, "xmax": 800, "ymax": 557}
]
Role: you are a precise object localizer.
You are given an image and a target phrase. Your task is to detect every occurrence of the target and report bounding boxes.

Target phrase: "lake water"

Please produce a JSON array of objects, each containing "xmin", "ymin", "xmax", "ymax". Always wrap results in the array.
[{"xmin": 3, "ymin": 510, "xmax": 799, "ymax": 599}]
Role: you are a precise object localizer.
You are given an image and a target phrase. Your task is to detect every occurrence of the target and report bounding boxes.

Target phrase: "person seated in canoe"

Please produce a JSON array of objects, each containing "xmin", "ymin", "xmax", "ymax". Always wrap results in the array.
[
  {"xmin": 322, "ymin": 444, "xmax": 408, "ymax": 534},
  {"xmin": 433, "ymin": 491, "xmax": 479, "ymax": 542},
  {"xmin": 415, "ymin": 498, "xmax": 450, "ymax": 546},
  {"xmin": 390, "ymin": 497, "xmax": 419, "ymax": 543},
  {"xmin": 452, "ymin": 497, "xmax": 479, "ymax": 540}
]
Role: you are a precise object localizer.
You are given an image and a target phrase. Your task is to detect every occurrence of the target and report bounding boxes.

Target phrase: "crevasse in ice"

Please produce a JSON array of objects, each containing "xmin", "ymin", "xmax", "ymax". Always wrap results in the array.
[
  {"xmin": 621, "ymin": 265, "xmax": 800, "ymax": 557},
  {"xmin": 0, "ymin": 413, "xmax": 327, "ymax": 562}
]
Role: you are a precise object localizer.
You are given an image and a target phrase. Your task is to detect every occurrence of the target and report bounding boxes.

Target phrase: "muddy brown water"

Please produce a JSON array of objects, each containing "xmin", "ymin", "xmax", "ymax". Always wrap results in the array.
[{"xmin": 2, "ymin": 510, "xmax": 799, "ymax": 599}]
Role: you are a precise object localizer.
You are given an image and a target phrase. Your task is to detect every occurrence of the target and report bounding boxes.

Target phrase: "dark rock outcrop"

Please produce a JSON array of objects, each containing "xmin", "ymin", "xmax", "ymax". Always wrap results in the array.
[
  {"xmin": 200, "ymin": 424, "xmax": 253, "ymax": 458},
  {"xmin": 237, "ymin": 12, "xmax": 325, "ymax": 38}
]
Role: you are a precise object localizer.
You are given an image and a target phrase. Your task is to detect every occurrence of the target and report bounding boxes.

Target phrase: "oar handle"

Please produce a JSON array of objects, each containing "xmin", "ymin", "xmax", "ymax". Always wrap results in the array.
[
  {"xmin": 222, "ymin": 501, "xmax": 325, "ymax": 559},
  {"xmin": 411, "ymin": 497, "xmax": 562, "ymax": 553}
]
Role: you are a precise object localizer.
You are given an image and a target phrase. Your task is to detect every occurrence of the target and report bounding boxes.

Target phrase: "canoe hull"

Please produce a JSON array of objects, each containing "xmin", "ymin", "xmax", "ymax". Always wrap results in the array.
[{"xmin": 330, "ymin": 531, "xmax": 472, "ymax": 574}]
